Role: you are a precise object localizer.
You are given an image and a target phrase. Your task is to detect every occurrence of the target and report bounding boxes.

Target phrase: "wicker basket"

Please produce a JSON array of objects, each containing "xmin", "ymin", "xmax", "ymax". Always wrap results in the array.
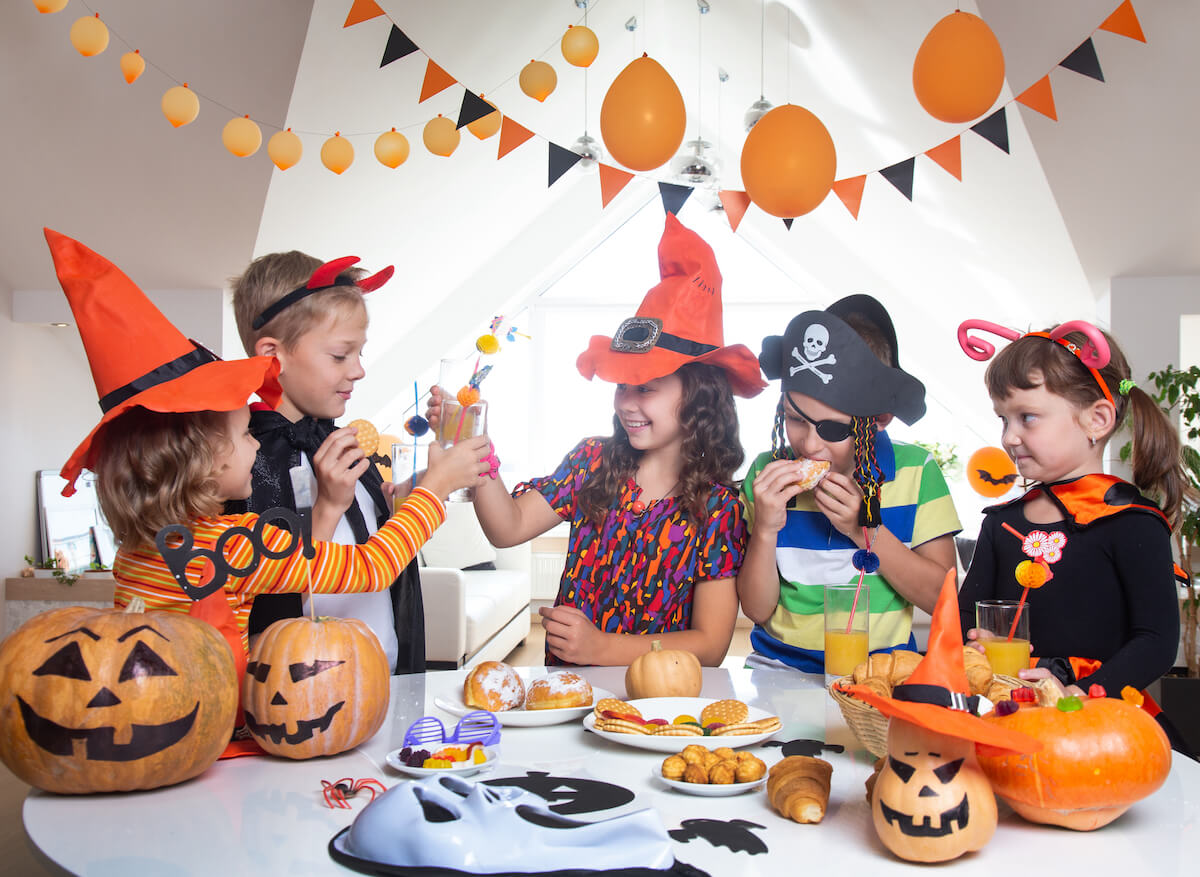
[{"xmin": 828, "ymin": 674, "xmax": 1025, "ymax": 758}]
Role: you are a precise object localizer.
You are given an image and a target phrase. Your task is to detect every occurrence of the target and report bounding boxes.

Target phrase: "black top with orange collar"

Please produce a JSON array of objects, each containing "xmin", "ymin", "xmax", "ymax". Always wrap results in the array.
[{"xmin": 958, "ymin": 474, "xmax": 1181, "ymax": 694}]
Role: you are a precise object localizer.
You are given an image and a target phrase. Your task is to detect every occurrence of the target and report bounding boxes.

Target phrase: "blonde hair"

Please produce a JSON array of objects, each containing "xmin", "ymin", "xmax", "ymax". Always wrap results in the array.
[
  {"xmin": 94, "ymin": 407, "xmax": 230, "ymax": 549},
  {"xmin": 231, "ymin": 251, "xmax": 367, "ymax": 354},
  {"xmin": 985, "ymin": 328, "xmax": 1187, "ymax": 526}
]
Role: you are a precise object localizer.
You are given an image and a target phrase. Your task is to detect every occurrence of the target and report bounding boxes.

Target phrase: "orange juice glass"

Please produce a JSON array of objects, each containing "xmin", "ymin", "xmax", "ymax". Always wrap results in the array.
[
  {"xmin": 976, "ymin": 600, "xmax": 1031, "ymax": 678},
  {"xmin": 981, "ymin": 638, "xmax": 1032, "ymax": 678},
  {"xmin": 825, "ymin": 583, "xmax": 869, "ymax": 680}
]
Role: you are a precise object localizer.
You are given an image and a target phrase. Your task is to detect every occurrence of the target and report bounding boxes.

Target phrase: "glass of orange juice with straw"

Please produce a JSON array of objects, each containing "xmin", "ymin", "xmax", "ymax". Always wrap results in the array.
[
  {"xmin": 825, "ymin": 582, "xmax": 869, "ymax": 681},
  {"xmin": 976, "ymin": 600, "xmax": 1032, "ymax": 678},
  {"xmin": 438, "ymin": 357, "xmax": 489, "ymax": 502}
]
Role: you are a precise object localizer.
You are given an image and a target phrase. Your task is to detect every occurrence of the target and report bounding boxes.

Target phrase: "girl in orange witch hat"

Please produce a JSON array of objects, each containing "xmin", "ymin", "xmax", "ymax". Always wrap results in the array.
[
  {"xmin": 429, "ymin": 213, "xmax": 767, "ymax": 667},
  {"xmin": 45, "ymin": 229, "xmax": 490, "ymax": 672}
]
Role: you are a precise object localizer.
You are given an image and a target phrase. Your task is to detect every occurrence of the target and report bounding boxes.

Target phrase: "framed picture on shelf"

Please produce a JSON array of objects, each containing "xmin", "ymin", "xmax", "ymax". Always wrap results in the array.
[{"xmin": 35, "ymin": 470, "xmax": 113, "ymax": 569}]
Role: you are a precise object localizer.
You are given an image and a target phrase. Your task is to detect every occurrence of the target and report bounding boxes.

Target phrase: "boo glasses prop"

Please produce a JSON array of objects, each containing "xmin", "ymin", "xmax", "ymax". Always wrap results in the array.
[{"xmin": 785, "ymin": 396, "xmax": 853, "ymax": 443}]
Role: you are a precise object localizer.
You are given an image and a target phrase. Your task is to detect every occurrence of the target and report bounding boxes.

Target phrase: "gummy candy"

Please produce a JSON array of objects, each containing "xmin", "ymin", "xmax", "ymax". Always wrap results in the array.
[
  {"xmin": 673, "ymin": 714, "xmax": 698, "ymax": 726},
  {"xmin": 1087, "ymin": 684, "xmax": 1106, "ymax": 699},
  {"xmin": 1012, "ymin": 686, "xmax": 1037, "ymax": 703},
  {"xmin": 473, "ymin": 748, "xmax": 487, "ymax": 764},
  {"xmin": 994, "ymin": 700, "xmax": 1019, "ymax": 717},
  {"xmin": 1121, "ymin": 686, "xmax": 1145, "ymax": 707},
  {"xmin": 1056, "ymin": 695, "xmax": 1083, "ymax": 712}
]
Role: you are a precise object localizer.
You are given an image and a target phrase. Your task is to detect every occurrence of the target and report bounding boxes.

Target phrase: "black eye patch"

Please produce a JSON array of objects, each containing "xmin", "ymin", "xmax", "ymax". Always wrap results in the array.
[
  {"xmin": 933, "ymin": 758, "xmax": 965, "ymax": 784},
  {"xmin": 289, "ymin": 660, "xmax": 345, "ymax": 682},
  {"xmin": 33, "ymin": 642, "xmax": 91, "ymax": 681},
  {"xmin": 888, "ymin": 756, "xmax": 916, "ymax": 783}
]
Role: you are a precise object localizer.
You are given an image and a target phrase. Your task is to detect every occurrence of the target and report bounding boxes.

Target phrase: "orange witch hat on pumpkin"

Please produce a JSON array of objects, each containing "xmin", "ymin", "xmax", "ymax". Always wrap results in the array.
[
  {"xmin": 45, "ymin": 228, "xmax": 282, "ymax": 496},
  {"xmin": 840, "ymin": 570, "xmax": 1042, "ymax": 752}
]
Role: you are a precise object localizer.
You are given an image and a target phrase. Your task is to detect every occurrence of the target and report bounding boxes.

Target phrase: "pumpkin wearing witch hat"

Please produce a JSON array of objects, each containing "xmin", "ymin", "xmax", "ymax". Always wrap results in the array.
[{"xmin": 838, "ymin": 570, "xmax": 1041, "ymax": 863}]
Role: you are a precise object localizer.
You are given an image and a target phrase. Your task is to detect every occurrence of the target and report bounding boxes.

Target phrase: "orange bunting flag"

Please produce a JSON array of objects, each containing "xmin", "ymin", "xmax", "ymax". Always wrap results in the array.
[
  {"xmin": 599, "ymin": 164, "xmax": 634, "ymax": 208},
  {"xmin": 925, "ymin": 136, "xmax": 963, "ymax": 181},
  {"xmin": 419, "ymin": 60, "xmax": 457, "ymax": 102},
  {"xmin": 1099, "ymin": 0, "xmax": 1146, "ymax": 42},
  {"xmin": 831, "ymin": 176, "xmax": 867, "ymax": 220},
  {"xmin": 496, "ymin": 117, "xmax": 534, "ymax": 160},
  {"xmin": 343, "ymin": 0, "xmax": 385, "ymax": 28},
  {"xmin": 1016, "ymin": 75, "xmax": 1058, "ymax": 121},
  {"xmin": 718, "ymin": 190, "xmax": 751, "ymax": 233}
]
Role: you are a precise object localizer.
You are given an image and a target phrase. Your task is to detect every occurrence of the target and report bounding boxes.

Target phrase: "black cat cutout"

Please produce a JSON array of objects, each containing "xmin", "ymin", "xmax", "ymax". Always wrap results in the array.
[
  {"xmin": 762, "ymin": 738, "xmax": 845, "ymax": 757},
  {"xmin": 668, "ymin": 819, "xmax": 768, "ymax": 855},
  {"xmin": 483, "ymin": 772, "xmax": 635, "ymax": 815}
]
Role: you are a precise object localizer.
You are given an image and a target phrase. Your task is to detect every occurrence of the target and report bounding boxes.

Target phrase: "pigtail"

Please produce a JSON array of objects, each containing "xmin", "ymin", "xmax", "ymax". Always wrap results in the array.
[
  {"xmin": 851, "ymin": 416, "xmax": 884, "ymax": 527},
  {"xmin": 770, "ymin": 397, "xmax": 793, "ymax": 462},
  {"xmin": 1125, "ymin": 384, "xmax": 1187, "ymax": 527}
]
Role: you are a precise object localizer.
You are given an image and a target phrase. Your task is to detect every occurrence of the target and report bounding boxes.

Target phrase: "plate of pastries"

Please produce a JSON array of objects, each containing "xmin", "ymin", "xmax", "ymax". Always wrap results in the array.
[
  {"xmin": 583, "ymin": 697, "xmax": 782, "ymax": 752},
  {"xmin": 655, "ymin": 745, "xmax": 769, "ymax": 796},
  {"xmin": 436, "ymin": 661, "xmax": 615, "ymax": 727}
]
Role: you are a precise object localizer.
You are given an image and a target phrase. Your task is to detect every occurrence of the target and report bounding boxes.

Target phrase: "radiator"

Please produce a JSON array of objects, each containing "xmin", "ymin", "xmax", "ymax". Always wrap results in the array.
[{"xmin": 531, "ymin": 551, "xmax": 566, "ymax": 600}]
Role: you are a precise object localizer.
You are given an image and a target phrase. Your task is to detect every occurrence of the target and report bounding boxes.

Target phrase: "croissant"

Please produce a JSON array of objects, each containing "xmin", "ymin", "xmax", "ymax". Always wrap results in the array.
[
  {"xmin": 851, "ymin": 649, "xmax": 922, "ymax": 686},
  {"xmin": 768, "ymin": 756, "xmax": 832, "ymax": 824},
  {"xmin": 985, "ymin": 680, "xmax": 1012, "ymax": 704}
]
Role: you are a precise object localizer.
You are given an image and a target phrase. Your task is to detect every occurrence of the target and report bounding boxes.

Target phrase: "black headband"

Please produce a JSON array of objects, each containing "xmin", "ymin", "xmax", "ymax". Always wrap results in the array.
[
  {"xmin": 251, "ymin": 274, "xmax": 354, "ymax": 331},
  {"xmin": 98, "ymin": 341, "xmax": 219, "ymax": 413}
]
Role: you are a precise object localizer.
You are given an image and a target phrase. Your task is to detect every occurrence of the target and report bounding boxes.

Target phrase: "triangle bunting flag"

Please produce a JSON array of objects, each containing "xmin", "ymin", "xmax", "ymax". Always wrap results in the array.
[
  {"xmin": 456, "ymin": 90, "xmax": 497, "ymax": 130},
  {"xmin": 548, "ymin": 143, "xmax": 582, "ymax": 186},
  {"xmin": 599, "ymin": 164, "xmax": 634, "ymax": 208},
  {"xmin": 718, "ymin": 190, "xmax": 751, "ymax": 232},
  {"xmin": 380, "ymin": 25, "xmax": 419, "ymax": 67},
  {"xmin": 419, "ymin": 60, "xmax": 457, "ymax": 102},
  {"xmin": 658, "ymin": 182, "xmax": 693, "ymax": 215},
  {"xmin": 831, "ymin": 176, "xmax": 866, "ymax": 220},
  {"xmin": 497, "ymin": 117, "xmax": 534, "ymax": 159},
  {"xmin": 1016, "ymin": 75, "xmax": 1058, "ymax": 121},
  {"xmin": 925, "ymin": 137, "xmax": 962, "ymax": 181},
  {"xmin": 1099, "ymin": 0, "xmax": 1145, "ymax": 42},
  {"xmin": 1060, "ymin": 39, "xmax": 1105, "ymax": 82},
  {"xmin": 344, "ymin": 0, "xmax": 385, "ymax": 28},
  {"xmin": 782, "ymin": 218, "xmax": 794, "ymax": 231},
  {"xmin": 879, "ymin": 158, "xmax": 915, "ymax": 201},
  {"xmin": 971, "ymin": 108, "xmax": 1010, "ymax": 154}
]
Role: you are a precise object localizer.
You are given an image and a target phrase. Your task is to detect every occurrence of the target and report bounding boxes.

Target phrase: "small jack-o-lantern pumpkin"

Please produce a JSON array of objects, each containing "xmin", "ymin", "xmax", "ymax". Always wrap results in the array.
[
  {"xmin": 872, "ymin": 718, "xmax": 997, "ymax": 862},
  {"xmin": 241, "ymin": 616, "xmax": 389, "ymax": 759},
  {"xmin": 0, "ymin": 601, "xmax": 237, "ymax": 793}
]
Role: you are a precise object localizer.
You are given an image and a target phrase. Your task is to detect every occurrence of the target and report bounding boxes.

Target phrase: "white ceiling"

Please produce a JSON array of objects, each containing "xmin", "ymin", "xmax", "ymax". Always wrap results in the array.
[{"xmin": 5, "ymin": 0, "xmax": 1199, "ymax": 424}]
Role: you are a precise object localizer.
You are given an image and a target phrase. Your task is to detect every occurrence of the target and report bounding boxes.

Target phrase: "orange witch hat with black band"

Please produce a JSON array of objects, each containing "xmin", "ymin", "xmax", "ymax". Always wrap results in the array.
[
  {"xmin": 576, "ymin": 213, "xmax": 766, "ymax": 398},
  {"xmin": 839, "ymin": 570, "xmax": 1042, "ymax": 753},
  {"xmin": 46, "ymin": 228, "xmax": 282, "ymax": 496}
]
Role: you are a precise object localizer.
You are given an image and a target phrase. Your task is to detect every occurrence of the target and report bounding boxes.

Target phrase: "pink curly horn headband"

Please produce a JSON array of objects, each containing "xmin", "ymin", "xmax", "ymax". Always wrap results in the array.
[{"xmin": 957, "ymin": 318, "xmax": 1114, "ymax": 405}]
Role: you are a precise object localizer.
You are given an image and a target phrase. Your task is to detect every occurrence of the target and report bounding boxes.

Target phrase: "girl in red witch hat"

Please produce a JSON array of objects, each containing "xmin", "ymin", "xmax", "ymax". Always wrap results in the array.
[
  {"xmin": 45, "ymin": 229, "xmax": 490, "ymax": 670},
  {"xmin": 429, "ymin": 213, "xmax": 766, "ymax": 666}
]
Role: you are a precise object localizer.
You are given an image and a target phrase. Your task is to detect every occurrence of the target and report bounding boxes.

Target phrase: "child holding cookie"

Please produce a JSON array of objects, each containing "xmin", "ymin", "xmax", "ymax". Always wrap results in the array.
[
  {"xmin": 738, "ymin": 296, "xmax": 961, "ymax": 673},
  {"xmin": 228, "ymin": 251, "xmax": 429, "ymax": 672}
]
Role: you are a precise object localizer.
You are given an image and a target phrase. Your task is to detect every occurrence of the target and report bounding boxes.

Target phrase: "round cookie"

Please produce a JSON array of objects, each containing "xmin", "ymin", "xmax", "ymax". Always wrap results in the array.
[
  {"xmin": 700, "ymin": 699, "xmax": 750, "ymax": 727},
  {"xmin": 347, "ymin": 418, "xmax": 379, "ymax": 456}
]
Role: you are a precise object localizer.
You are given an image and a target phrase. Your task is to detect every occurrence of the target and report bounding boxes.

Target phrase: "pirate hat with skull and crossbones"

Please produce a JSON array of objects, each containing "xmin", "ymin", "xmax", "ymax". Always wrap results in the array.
[{"xmin": 760, "ymin": 304, "xmax": 927, "ymax": 425}]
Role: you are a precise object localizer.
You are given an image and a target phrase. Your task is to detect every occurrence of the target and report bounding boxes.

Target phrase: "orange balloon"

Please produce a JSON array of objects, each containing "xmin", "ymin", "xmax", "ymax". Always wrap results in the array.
[
  {"xmin": 222, "ymin": 116, "xmax": 262, "ymax": 158},
  {"xmin": 374, "ymin": 129, "xmax": 410, "ymax": 168},
  {"xmin": 913, "ymin": 11, "xmax": 1005, "ymax": 123},
  {"xmin": 561, "ymin": 25, "xmax": 599, "ymax": 68},
  {"xmin": 33, "ymin": 0, "xmax": 69, "ymax": 14},
  {"xmin": 423, "ymin": 115, "xmax": 460, "ymax": 157},
  {"xmin": 966, "ymin": 446, "xmax": 1018, "ymax": 498},
  {"xmin": 519, "ymin": 60, "xmax": 557, "ymax": 102},
  {"xmin": 740, "ymin": 104, "xmax": 836, "ymax": 218},
  {"xmin": 600, "ymin": 55, "xmax": 686, "ymax": 172},
  {"xmin": 161, "ymin": 84, "xmax": 199, "ymax": 128},
  {"xmin": 120, "ymin": 50, "xmax": 145, "ymax": 84},
  {"xmin": 69, "ymin": 14, "xmax": 109, "ymax": 57},
  {"xmin": 321, "ymin": 133, "xmax": 354, "ymax": 174},
  {"xmin": 466, "ymin": 97, "xmax": 501, "ymax": 140},
  {"xmin": 268, "ymin": 128, "xmax": 303, "ymax": 170}
]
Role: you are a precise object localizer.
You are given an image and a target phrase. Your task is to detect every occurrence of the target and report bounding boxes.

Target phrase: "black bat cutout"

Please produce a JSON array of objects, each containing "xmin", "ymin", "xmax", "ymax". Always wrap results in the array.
[
  {"xmin": 975, "ymin": 468, "xmax": 1018, "ymax": 486},
  {"xmin": 668, "ymin": 819, "xmax": 768, "ymax": 856},
  {"xmin": 482, "ymin": 771, "xmax": 635, "ymax": 815},
  {"xmin": 368, "ymin": 452, "xmax": 391, "ymax": 468},
  {"xmin": 762, "ymin": 738, "xmax": 845, "ymax": 757}
]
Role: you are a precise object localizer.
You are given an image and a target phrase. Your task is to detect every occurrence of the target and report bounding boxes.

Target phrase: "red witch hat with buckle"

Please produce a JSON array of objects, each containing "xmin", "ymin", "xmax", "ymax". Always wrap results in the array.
[
  {"xmin": 46, "ymin": 228, "xmax": 282, "ymax": 496},
  {"xmin": 576, "ymin": 213, "xmax": 766, "ymax": 398}
]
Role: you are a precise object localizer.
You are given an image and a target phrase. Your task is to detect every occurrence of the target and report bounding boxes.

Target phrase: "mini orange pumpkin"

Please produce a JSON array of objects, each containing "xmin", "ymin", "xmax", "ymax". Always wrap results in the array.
[
  {"xmin": 242, "ymin": 616, "xmax": 389, "ymax": 759},
  {"xmin": 624, "ymin": 640, "xmax": 702, "ymax": 699},
  {"xmin": 872, "ymin": 718, "xmax": 997, "ymax": 862},
  {"xmin": 977, "ymin": 697, "xmax": 1171, "ymax": 830},
  {"xmin": 0, "ymin": 601, "xmax": 237, "ymax": 793}
]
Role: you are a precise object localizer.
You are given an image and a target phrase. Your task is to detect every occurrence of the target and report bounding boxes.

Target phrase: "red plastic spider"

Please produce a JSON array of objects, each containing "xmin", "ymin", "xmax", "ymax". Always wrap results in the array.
[{"xmin": 321, "ymin": 777, "xmax": 386, "ymax": 809}]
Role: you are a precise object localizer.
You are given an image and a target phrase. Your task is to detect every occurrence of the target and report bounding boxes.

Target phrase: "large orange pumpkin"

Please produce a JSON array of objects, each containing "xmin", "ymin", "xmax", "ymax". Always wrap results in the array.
[
  {"xmin": 0, "ymin": 601, "xmax": 237, "ymax": 793},
  {"xmin": 977, "ymin": 697, "xmax": 1171, "ymax": 830},
  {"xmin": 625, "ymin": 640, "xmax": 702, "ymax": 699},
  {"xmin": 872, "ymin": 718, "xmax": 997, "ymax": 862},
  {"xmin": 242, "ymin": 616, "xmax": 389, "ymax": 759}
]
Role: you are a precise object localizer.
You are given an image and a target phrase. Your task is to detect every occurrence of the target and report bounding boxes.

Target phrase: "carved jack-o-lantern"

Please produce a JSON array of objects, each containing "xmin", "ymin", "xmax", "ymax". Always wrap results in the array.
[
  {"xmin": 241, "ymin": 616, "xmax": 389, "ymax": 759},
  {"xmin": 0, "ymin": 602, "xmax": 237, "ymax": 794},
  {"xmin": 872, "ymin": 718, "xmax": 997, "ymax": 863}
]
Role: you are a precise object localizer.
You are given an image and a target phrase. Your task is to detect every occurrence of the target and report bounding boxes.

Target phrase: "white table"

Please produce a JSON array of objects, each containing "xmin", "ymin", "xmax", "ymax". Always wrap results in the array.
[{"xmin": 23, "ymin": 667, "xmax": 1200, "ymax": 876}]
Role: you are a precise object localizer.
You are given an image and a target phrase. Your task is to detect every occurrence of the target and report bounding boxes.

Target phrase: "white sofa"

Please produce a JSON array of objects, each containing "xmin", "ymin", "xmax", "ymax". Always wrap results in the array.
[{"xmin": 418, "ymin": 504, "xmax": 532, "ymax": 670}]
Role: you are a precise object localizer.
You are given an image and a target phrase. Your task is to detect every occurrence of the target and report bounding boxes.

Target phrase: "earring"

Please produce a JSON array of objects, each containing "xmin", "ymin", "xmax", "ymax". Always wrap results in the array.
[{"xmin": 1088, "ymin": 436, "xmax": 1097, "ymax": 448}]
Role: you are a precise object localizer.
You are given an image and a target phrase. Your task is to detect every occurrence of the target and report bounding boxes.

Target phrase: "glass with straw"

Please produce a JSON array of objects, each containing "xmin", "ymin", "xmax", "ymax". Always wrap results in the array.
[
  {"xmin": 437, "ymin": 356, "xmax": 489, "ymax": 502},
  {"xmin": 825, "ymin": 582, "xmax": 869, "ymax": 682}
]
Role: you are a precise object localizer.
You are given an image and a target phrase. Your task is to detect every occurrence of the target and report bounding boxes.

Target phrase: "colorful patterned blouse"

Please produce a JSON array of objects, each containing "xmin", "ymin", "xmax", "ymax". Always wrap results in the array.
[{"xmin": 515, "ymin": 439, "xmax": 748, "ymax": 665}]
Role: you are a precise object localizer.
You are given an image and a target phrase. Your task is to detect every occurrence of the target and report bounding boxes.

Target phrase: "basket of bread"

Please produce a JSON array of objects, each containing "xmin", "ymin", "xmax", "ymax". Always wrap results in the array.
[{"xmin": 827, "ymin": 648, "xmax": 1022, "ymax": 757}]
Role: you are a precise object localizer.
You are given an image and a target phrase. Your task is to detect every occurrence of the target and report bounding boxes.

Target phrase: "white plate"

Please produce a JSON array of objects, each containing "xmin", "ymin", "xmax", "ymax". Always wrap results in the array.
[
  {"xmin": 582, "ymin": 696, "xmax": 779, "ymax": 753},
  {"xmin": 385, "ymin": 744, "xmax": 499, "ymax": 778},
  {"xmin": 653, "ymin": 767, "xmax": 768, "ymax": 797},
  {"xmin": 434, "ymin": 686, "xmax": 616, "ymax": 727}
]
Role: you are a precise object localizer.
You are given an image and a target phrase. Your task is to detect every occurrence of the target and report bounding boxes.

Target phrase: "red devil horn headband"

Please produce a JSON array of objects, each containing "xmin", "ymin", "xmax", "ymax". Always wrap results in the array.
[
  {"xmin": 957, "ymin": 318, "xmax": 1113, "ymax": 404},
  {"xmin": 251, "ymin": 256, "xmax": 394, "ymax": 330}
]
